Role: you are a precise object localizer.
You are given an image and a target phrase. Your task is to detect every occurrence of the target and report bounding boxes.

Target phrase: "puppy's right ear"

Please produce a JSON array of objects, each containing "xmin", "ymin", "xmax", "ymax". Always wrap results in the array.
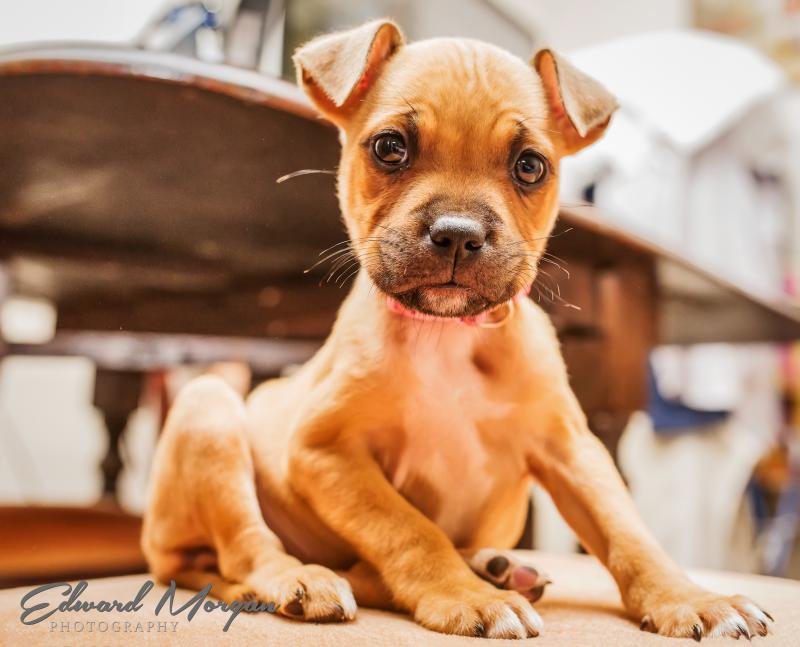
[{"xmin": 293, "ymin": 19, "xmax": 404, "ymax": 126}]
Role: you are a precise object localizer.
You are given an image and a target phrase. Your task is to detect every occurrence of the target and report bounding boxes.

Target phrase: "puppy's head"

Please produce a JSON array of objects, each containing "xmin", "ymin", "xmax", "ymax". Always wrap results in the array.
[{"xmin": 295, "ymin": 20, "xmax": 616, "ymax": 317}]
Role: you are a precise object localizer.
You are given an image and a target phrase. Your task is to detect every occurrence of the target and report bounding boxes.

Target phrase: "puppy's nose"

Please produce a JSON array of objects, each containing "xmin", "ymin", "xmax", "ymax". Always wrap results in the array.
[{"xmin": 429, "ymin": 215, "xmax": 486, "ymax": 253}]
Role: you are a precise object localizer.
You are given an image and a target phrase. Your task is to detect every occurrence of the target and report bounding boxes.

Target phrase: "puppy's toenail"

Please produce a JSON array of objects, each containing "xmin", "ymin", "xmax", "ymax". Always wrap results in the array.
[
  {"xmin": 737, "ymin": 623, "xmax": 751, "ymax": 640},
  {"xmin": 763, "ymin": 610, "xmax": 774, "ymax": 622},
  {"xmin": 693, "ymin": 624, "xmax": 703, "ymax": 642},
  {"xmin": 474, "ymin": 622, "xmax": 485, "ymax": 637},
  {"xmin": 486, "ymin": 555, "xmax": 509, "ymax": 578},
  {"xmin": 333, "ymin": 603, "xmax": 344, "ymax": 618},
  {"xmin": 639, "ymin": 616, "xmax": 655, "ymax": 632},
  {"xmin": 283, "ymin": 599, "xmax": 304, "ymax": 617}
]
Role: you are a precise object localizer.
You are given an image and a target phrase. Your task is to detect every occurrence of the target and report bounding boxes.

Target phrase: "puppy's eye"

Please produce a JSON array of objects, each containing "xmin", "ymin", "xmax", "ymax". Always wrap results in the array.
[
  {"xmin": 514, "ymin": 151, "xmax": 547, "ymax": 185},
  {"xmin": 372, "ymin": 132, "xmax": 408, "ymax": 165}
]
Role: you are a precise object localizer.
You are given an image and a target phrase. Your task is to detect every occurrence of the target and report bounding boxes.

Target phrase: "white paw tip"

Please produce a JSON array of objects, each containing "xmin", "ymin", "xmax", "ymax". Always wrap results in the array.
[
  {"xmin": 742, "ymin": 602, "xmax": 769, "ymax": 623},
  {"xmin": 710, "ymin": 612, "xmax": 749, "ymax": 638},
  {"xmin": 522, "ymin": 606, "xmax": 544, "ymax": 634},
  {"xmin": 485, "ymin": 606, "xmax": 526, "ymax": 639},
  {"xmin": 336, "ymin": 584, "xmax": 358, "ymax": 619}
]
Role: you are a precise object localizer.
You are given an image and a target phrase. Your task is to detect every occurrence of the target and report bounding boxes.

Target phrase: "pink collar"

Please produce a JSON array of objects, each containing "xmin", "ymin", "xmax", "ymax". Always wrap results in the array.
[{"xmin": 386, "ymin": 288, "xmax": 529, "ymax": 328}]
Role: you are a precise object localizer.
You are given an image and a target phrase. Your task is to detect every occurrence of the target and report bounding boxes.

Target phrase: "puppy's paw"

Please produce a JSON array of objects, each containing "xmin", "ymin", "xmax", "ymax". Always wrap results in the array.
[
  {"xmin": 414, "ymin": 579, "xmax": 543, "ymax": 639},
  {"xmin": 244, "ymin": 564, "xmax": 357, "ymax": 622},
  {"xmin": 638, "ymin": 589, "xmax": 773, "ymax": 640},
  {"xmin": 464, "ymin": 548, "xmax": 551, "ymax": 603}
]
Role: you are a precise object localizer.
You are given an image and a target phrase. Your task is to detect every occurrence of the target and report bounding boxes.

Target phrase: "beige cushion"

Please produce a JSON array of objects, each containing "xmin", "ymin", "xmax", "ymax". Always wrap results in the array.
[{"xmin": 2, "ymin": 551, "xmax": 798, "ymax": 646}]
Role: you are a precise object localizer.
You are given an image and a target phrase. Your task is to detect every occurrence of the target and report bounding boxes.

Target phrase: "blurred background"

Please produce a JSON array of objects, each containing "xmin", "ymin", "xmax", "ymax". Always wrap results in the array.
[{"xmin": 1, "ymin": 0, "xmax": 800, "ymax": 587}]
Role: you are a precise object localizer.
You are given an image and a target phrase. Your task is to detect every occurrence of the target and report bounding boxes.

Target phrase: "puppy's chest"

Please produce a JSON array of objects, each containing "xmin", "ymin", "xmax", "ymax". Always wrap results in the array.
[{"xmin": 373, "ymin": 326, "xmax": 524, "ymax": 542}]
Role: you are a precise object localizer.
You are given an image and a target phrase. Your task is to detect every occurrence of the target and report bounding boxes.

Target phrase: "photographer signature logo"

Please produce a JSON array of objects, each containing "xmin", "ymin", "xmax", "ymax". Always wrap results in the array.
[{"xmin": 20, "ymin": 579, "xmax": 273, "ymax": 632}]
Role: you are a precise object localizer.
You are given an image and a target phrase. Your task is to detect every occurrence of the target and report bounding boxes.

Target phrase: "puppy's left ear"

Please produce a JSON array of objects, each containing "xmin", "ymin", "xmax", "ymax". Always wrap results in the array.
[
  {"xmin": 533, "ymin": 49, "xmax": 618, "ymax": 155},
  {"xmin": 294, "ymin": 19, "xmax": 404, "ymax": 126}
]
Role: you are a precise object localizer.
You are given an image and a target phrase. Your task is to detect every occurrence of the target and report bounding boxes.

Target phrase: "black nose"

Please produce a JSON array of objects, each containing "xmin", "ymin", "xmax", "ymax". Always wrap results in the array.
[{"xmin": 429, "ymin": 215, "xmax": 486, "ymax": 253}]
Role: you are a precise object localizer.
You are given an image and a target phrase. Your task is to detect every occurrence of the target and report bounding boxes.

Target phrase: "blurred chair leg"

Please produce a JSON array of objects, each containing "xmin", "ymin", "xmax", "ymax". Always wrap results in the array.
[{"xmin": 93, "ymin": 369, "xmax": 144, "ymax": 504}]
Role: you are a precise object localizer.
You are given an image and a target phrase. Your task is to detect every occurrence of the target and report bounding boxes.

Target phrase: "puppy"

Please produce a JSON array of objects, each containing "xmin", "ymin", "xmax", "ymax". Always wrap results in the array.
[{"xmin": 142, "ymin": 20, "xmax": 772, "ymax": 640}]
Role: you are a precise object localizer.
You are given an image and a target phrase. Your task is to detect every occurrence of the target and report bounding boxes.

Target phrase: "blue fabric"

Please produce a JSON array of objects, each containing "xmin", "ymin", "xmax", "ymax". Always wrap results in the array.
[{"xmin": 647, "ymin": 361, "xmax": 729, "ymax": 434}]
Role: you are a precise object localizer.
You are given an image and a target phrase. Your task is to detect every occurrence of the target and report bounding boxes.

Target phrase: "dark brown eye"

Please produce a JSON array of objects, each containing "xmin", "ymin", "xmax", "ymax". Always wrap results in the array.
[
  {"xmin": 514, "ymin": 151, "xmax": 547, "ymax": 185},
  {"xmin": 372, "ymin": 132, "xmax": 408, "ymax": 165}
]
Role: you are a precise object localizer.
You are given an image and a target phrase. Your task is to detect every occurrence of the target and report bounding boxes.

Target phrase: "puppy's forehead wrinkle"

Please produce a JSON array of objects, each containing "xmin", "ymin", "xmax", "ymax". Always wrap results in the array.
[
  {"xmin": 399, "ymin": 37, "xmax": 535, "ymax": 86},
  {"xmin": 370, "ymin": 38, "xmax": 546, "ymax": 121}
]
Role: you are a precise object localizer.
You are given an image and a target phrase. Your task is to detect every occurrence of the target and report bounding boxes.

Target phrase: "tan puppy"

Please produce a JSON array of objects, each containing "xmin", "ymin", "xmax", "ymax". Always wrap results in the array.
[{"xmin": 142, "ymin": 20, "xmax": 773, "ymax": 640}]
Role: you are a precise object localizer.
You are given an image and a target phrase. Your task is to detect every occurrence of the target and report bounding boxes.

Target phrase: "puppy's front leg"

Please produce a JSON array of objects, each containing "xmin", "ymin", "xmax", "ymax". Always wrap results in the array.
[
  {"xmin": 529, "ymin": 394, "xmax": 772, "ymax": 640},
  {"xmin": 291, "ymin": 439, "xmax": 542, "ymax": 639}
]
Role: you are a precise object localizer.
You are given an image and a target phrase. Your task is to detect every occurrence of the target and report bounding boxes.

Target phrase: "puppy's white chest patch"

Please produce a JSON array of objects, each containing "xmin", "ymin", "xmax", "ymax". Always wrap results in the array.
[{"xmin": 389, "ymin": 324, "xmax": 514, "ymax": 540}]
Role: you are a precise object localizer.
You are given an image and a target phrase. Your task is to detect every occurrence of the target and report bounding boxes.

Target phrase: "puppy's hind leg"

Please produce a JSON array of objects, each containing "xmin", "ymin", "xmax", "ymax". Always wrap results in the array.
[{"xmin": 142, "ymin": 375, "xmax": 355, "ymax": 622}]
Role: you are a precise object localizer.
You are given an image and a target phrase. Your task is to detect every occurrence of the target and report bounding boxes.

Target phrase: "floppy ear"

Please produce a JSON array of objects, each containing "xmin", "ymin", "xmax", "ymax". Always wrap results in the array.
[
  {"xmin": 293, "ymin": 19, "xmax": 404, "ymax": 126},
  {"xmin": 533, "ymin": 49, "xmax": 618, "ymax": 155}
]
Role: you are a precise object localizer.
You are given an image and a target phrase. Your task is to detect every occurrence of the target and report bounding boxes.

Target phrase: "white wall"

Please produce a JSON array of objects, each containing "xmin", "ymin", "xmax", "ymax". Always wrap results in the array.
[
  {"xmin": 491, "ymin": 0, "xmax": 691, "ymax": 51},
  {"xmin": 0, "ymin": 0, "xmax": 165, "ymax": 47}
]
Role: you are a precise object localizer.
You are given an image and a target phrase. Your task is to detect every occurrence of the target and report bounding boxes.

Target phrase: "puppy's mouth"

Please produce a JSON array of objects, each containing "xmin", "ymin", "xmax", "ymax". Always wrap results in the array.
[
  {"xmin": 422, "ymin": 281, "xmax": 469, "ymax": 294},
  {"xmin": 389, "ymin": 281, "xmax": 507, "ymax": 318}
]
